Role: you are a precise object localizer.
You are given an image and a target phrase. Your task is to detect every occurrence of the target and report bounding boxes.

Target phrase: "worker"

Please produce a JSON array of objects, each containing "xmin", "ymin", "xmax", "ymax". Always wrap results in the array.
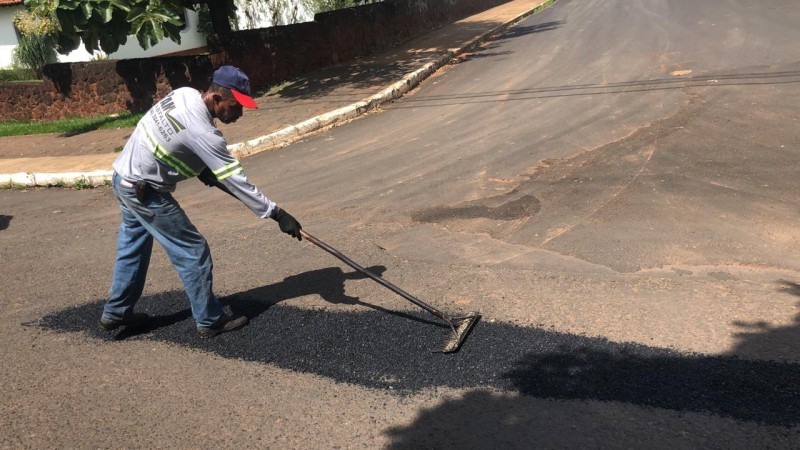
[{"xmin": 100, "ymin": 65, "xmax": 301, "ymax": 338}]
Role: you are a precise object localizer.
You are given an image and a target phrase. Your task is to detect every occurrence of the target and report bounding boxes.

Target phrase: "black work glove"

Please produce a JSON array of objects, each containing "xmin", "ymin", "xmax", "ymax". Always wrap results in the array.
[
  {"xmin": 272, "ymin": 207, "xmax": 302, "ymax": 241},
  {"xmin": 198, "ymin": 167, "xmax": 236, "ymax": 198},
  {"xmin": 197, "ymin": 167, "xmax": 218, "ymax": 187}
]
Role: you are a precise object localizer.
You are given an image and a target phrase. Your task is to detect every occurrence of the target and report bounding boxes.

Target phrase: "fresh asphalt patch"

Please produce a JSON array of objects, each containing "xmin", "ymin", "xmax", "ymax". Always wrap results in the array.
[{"xmin": 38, "ymin": 289, "xmax": 799, "ymax": 427}]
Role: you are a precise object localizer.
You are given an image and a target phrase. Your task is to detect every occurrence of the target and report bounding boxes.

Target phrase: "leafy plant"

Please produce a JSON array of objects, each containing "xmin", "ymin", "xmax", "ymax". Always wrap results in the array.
[
  {"xmin": 73, "ymin": 177, "xmax": 91, "ymax": 190},
  {"xmin": 89, "ymin": 51, "xmax": 109, "ymax": 61},
  {"xmin": 9, "ymin": 182, "xmax": 30, "ymax": 190},
  {"xmin": 22, "ymin": 0, "xmax": 238, "ymax": 54},
  {"xmin": 0, "ymin": 68, "xmax": 39, "ymax": 82},
  {"xmin": 11, "ymin": 32, "xmax": 57, "ymax": 78}
]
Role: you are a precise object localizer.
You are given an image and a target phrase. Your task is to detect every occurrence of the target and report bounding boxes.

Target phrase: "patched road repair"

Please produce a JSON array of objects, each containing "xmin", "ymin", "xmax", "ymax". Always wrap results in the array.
[{"xmin": 39, "ymin": 291, "xmax": 800, "ymax": 427}]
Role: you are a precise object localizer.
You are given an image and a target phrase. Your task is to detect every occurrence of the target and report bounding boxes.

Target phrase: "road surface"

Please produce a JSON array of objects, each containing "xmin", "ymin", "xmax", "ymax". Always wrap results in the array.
[{"xmin": 2, "ymin": 0, "xmax": 800, "ymax": 447}]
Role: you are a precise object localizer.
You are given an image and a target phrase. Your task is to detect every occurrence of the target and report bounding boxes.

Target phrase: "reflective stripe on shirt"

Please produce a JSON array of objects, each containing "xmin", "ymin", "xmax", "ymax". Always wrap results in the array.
[
  {"xmin": 141, "ymin": 124, "xmax": 199, "ymax": 179},
  {"xmin": 213, "ymin": 160, "xmax": 243, "ymax": 181}
]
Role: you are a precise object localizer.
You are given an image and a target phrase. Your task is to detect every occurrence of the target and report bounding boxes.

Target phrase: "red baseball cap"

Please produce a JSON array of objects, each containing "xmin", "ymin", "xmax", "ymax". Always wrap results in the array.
[{"xmin": 211, "ymin": 65, "xmax": 258, "ymax": 109}]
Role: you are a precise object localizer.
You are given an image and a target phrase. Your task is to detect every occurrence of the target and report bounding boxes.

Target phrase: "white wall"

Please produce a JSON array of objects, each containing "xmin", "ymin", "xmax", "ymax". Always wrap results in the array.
[
  {"xmin": 235, "ymin": 0, "xmax": 314, "ymax": 29},
  {"xmin": 0, "ymin": 5, "xmax": 22, "ymax": 69},
  {"xmin": 58, "ymin": 9, "xmax": 207, "ymax": 62},
  {"xmin": 0, "ymin": 2, "xmax": 317, "ymax": 70},
  {"xmin": 0, "ymin": 8, "xmax": 207, "ymax": 68}
]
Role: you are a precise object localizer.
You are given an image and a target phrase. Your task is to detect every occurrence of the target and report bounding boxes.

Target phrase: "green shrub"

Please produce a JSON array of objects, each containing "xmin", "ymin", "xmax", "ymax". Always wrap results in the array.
[
  {"xmin": 0, "ymin": 68, "xmax": 39, "ymax": 82},
  {"xmin": 12, "ymin": 33, "xmax": 57, "ymax": 78},
  {"xmin": 73, "ymin": 177, "xmax": 91, "ymax": 190}
]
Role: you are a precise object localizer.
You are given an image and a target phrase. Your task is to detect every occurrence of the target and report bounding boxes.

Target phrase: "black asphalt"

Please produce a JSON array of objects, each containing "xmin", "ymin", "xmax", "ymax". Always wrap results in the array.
[{"xmin": 39, "ymin": 287, "xmax": 800, "ymax": 427}]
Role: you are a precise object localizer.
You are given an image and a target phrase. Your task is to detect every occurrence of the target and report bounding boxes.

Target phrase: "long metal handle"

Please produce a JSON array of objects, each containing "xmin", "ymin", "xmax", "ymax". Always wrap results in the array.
[
  {"xmin": 299, "ymin": 229, "xmax": 450, "ymax": 323},
  {"xmin": 200, "ymin": 178, "xmax": 447, "ymax": 319}
]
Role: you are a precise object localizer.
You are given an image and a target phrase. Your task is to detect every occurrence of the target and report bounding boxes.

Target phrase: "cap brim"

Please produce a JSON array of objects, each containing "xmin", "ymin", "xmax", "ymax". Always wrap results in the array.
[{"xmin": 231, "ymin": 89, "xmax": 258, "ymax": 109}]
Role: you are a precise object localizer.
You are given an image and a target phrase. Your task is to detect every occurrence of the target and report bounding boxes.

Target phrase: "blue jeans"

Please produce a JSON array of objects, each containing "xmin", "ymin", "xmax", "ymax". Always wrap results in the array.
[{"xmin": 103, "ymin": 173, "xmax": 223, "ymax": 328}]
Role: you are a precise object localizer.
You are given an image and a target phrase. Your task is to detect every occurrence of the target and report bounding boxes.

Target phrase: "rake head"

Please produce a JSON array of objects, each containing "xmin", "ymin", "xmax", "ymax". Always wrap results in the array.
[{"xmin": 441, "ymin": 312, "xmax": 480, "ymax": 353}]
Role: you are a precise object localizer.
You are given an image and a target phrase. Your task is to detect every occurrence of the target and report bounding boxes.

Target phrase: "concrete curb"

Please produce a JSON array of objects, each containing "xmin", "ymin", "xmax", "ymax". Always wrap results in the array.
[
  {"xmin": 0, "ymin": 170, "xmax": 113, "ymax": 189},
  {"xmin": 0, "ymin": 1, "xmax": 550, "ymax": 189},
  {"xmin": 227, "ymin": 58, "xmax": 444, "ymax": 160}
]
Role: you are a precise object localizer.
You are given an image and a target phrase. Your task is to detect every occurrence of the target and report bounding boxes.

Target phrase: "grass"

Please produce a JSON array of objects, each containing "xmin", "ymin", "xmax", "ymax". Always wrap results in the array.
[
  {"xmin": 0, "ymin": 68, "xmax": 38, "ymax": 82},
  {"xmin": 0, "ymin": 113, "xmax": 142, "ymax": 137},
  {"xmin": 3, "ymin": 181, "xmax": 29, "ymax": 190},
  {"xmin": 73, "ymin": 177, "xmax": 91, "ymax": 190},
  {"xmin": 537, "ymin": 0, "xmax": 555, "ymax": 11}
]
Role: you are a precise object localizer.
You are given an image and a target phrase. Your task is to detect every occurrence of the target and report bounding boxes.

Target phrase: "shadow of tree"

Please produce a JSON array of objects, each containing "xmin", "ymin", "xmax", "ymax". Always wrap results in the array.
[
  {"xmin": 384, "ymin": 389, "xmax": 796, "ymax": 449},
  {"xmin": 728, "ymin": 280, "xmax": 800, "ymax": 362},
  {"xmin": 57, "ymin": 113, "xmax": 141, "ymax": 138},
  {"xmin": 270, "ymin": 18, "xmax": 564, "ymax": 101},
  {"xmin": 502, "ymin": 346, "xmax": 798, "ymax": 426},
  {"xmin": 496, "ymin": 21, "xmax": 565, "ymax": 40},
  {"xmin": 449, "ymin": 21, "xmax": 565, "ymax": 64},
  {"xmin": 382, "ymin": 279, "xmax": 800, "ymax": 446},
  {"xmin": 0, "ymin": 215, "xmax": 11, "ymax": 231},
  {"xmin": 270, "ymin": 56, "xmax": 437, "ymax": 102}
]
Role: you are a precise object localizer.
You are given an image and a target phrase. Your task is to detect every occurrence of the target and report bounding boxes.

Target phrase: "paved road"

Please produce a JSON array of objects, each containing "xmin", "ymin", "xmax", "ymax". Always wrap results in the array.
[{"xmin": 2, "ymin": 0, "xmax": 800, "ymax": 447}]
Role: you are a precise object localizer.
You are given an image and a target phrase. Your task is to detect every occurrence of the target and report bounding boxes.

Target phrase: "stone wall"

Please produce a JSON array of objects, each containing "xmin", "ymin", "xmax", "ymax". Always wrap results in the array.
[
  {"xmin": 0, "ymin": 57, "xmax": 213, "ymax": 121},
  {"xmin": 0, "ymin": 0, "xmax": 510, "ymax": 122}
]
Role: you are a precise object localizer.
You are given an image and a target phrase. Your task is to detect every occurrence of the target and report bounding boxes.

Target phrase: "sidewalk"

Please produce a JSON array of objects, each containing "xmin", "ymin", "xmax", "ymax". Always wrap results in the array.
[{"xmin": 0, "ymin": 0, "xmax": 551, "ymax": 188}]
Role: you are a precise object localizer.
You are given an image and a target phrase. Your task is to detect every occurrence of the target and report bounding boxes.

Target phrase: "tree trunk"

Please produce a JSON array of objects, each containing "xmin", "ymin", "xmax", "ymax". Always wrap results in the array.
[{"xmin": 207, "ymin": 0, "xmax": 236, "ymax": 36}]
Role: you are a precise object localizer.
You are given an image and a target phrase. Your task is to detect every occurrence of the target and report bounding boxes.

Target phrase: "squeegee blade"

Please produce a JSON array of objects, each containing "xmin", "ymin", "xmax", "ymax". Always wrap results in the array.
[{"xmin": 442, "ymin": 313, "xmax": 480, "ymax": 353}]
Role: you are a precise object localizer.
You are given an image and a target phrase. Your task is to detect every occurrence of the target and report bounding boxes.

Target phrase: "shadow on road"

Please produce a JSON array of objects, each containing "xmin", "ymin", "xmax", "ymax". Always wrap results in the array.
[
  {"xmin": 38, "ymin": 278, "xmax": 800, "ymax": 431},
  {"xmin": 729, "ymin": 280, "xmax": 800, "ymax": 362},
  {"xmin": 229, "ymin": 265, "xmax": 443, "ymax": 328},
  {"xmin": 383, "ymin": 279, "xmax": 800, "ymax": 447},
  {"xmin": 383, "ymin": 388, "xmax": 798, "ymax": 448},
  {"xmin": 271, "ymin": 58, "xmax": 430, "ymax": 101},
  {"xmin": 0, "ymin": 215, "xmax": 11, "ymax": 231},
  {"xmin": 451, "ymin": 21, "xmax": 565, "ymax": 64},
  {"xmin": 39, "ymin": 265, "xmax": 441, "ymax": 341},
  {"xmin": 497, "ymin": 21, "xmax": 565, "ymax": 39},
  {"xmin": 270, "ymin": 18, "xmax": 565, "ymax": 101}
]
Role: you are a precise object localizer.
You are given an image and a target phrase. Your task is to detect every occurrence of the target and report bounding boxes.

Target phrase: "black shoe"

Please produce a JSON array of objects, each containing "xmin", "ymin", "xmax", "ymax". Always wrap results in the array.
[
  {"xmin": 197, "ymin": 315, "xmax": 248, "ymax": 339},
  {"xmin": 99, "ymin": 312, "xmax": 150, "ymax": 331}
]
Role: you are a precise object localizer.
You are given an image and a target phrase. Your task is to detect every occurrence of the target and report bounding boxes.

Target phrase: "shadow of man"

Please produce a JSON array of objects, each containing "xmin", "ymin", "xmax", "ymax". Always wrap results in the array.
[
  {"xmin": 228, "ymin": 265, "xmax": 442, "ymax": 327},
  {"xmin": 113, "ymin": 264, "xmax": 442, "ymax": 340}
]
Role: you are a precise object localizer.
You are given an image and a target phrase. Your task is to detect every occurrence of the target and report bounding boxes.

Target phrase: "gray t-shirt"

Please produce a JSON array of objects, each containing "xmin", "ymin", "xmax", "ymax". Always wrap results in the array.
[{"xmin": 113, "ymin": 87, "xmax": 276, "ymax": 218}]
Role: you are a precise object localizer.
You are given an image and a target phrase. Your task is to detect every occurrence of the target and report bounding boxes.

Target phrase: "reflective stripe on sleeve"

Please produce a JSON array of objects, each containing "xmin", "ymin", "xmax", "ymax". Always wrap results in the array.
[{"xmin": 213, "ymin": 160, "xmax": 243, "ymax": 181}]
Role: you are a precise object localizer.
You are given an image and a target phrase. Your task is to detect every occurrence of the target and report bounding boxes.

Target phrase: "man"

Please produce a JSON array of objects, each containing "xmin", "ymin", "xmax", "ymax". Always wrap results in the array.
[{"xmin": 100, "ymin": 65, "xmax": 302, "ymax": 338}]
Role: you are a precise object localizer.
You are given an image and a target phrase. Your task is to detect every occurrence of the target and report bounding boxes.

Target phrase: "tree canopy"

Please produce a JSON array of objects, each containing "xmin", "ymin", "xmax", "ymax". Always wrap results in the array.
[{"xmin": 20, "ymin": 0, "xmax": 236, "ymax": 55}]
